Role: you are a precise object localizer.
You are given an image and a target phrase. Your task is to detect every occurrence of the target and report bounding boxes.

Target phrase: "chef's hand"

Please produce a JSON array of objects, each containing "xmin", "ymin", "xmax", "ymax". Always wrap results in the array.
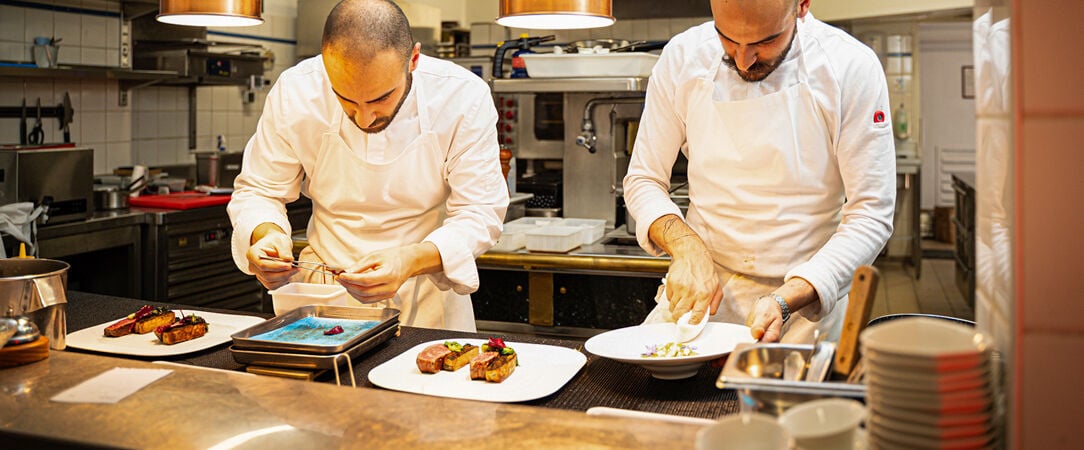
[
  {"xmin": 665, "ymin": 249, "xmax": 723, "ymax": 325},
  {"xmin": 647, "ymin": 215, "xmax": 722, "ymax": 325},
  {"xmin": 746, "ymin": 295, "xmax": 785, "ymax": 343},
  {"xmin": 338, "ymin": 242, "xmax": 443, "ymax": 303},
  {"xmin": 246, "ymin": 223, "xmax": 298, "ymax": 290}
]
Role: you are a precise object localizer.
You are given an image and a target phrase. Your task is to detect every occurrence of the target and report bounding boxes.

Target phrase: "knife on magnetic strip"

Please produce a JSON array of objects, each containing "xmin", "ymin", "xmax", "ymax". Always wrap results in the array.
[{"xmin": 832, "ymin": 265, "xmax": 879, "ymax": 378}]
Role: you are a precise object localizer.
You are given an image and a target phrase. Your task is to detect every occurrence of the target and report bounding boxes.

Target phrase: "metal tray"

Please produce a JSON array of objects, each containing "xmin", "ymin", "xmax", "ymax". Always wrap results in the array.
[
  {"xmin": 230, "ymin": 323, "xmax": 398, "ymax": 370},
  {"xmin": 717, "ymin": 343, "xmax": 865, "ymax": 416},
  {"xmin": 230, "ymin": 305, "xmax": 399, "ymax": 355}
]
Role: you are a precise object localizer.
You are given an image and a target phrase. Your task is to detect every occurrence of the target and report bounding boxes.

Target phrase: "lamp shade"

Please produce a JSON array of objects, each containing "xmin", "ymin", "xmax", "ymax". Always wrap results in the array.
[
  {"xmin": 497, "ymin": 0, "xmax": 614, "ymax": 30},
  {"xmin": 158, "ymin": 0, "xmax": 264, "ymax": 27}
]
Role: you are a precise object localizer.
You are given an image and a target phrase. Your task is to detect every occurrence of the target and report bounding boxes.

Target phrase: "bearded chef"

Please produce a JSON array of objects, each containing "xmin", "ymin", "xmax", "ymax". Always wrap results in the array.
[
  {"xmin": 228, "ymin": 0, "xmax": 507, "ymax": 331},
  {"xmin": 624, "ymin": 0, "xmax": 896, "ymax": 343}
]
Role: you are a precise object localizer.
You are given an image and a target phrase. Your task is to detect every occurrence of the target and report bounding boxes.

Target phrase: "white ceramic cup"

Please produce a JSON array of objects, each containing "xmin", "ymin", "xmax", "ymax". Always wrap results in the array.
[
  {"xmin": 696, "ymin": 413, "xmax": 790, "ymax": 450},
  {"xmin": 778, "ymin": 398, "xmax": 866, "ymax": 450}
]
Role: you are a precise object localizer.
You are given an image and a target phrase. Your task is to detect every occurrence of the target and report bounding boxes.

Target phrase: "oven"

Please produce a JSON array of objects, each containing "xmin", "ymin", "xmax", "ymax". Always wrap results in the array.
[{"xmin": 495, "ymin": 92, "xmax": 565, "ymax": 160}]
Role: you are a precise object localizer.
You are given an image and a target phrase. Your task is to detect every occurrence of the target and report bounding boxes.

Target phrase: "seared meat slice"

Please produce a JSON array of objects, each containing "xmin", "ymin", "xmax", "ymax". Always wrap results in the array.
[{"xmin": 416, "ymin": 344, "xmax": 453, "ymax": 374}]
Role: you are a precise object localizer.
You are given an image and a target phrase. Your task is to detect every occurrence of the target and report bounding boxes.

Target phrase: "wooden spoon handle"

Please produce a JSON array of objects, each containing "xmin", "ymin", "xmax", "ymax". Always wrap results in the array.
[{"xmin": 833, "ymin": 265, "xmax": 880, "ymax": 378}]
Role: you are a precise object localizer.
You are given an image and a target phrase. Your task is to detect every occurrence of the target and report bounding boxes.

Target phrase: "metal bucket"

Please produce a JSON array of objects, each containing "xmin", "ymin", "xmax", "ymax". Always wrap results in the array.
[{"xmin": 0, "ymin": 258, "xmax": 69, "ymax": 350}]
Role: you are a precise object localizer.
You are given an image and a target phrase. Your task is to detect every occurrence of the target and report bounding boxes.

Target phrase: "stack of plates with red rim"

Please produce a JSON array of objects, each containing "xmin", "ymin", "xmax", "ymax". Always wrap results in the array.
[{"xmin": 860, "ymin": 317, "xmax": 999, "ymax": 449}]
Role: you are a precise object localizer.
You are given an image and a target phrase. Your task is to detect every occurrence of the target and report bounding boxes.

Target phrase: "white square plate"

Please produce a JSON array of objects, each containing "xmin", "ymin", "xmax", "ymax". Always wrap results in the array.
[
  {"xmin": 368, "ymin": 339, "xmax": 587, "ymax": 403},
  {"xmin": 66, "ymin": 310, "xmax": 267, "ymax": 356}
]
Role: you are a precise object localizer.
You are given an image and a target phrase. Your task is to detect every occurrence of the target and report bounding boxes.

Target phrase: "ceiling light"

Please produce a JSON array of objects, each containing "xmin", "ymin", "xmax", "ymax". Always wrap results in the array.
[
  {"xmin": 497, "ymin": 0, "xmax": 615, "ymax": 30},
  {"xmin": 157, "ymin": 0, "xmax": 264, "ymax": 27}
]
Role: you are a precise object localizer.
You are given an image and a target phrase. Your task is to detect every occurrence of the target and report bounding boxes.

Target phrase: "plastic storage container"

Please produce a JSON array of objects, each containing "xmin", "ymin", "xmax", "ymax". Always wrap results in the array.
[
  {"xmin": 519, "ymin": 53, "xmax": 660, "ymax": 78},
  {"xmin": 525, "ymin": 226, "xmax": 584, "ymax": 253},
  {"xmin": 505, "ymin": 217, "xmax": 563, "ymax": 227},
  {"xmin": 492, "ymin": 223, "xmax": 539, "ymax": 252},
  {"xmin": 560, "ymin": 218, "xmax": 606, "ymax": 245},
  {"xmin": 269, "ymin": 282, "xmax": 358, "ymax": 316}
]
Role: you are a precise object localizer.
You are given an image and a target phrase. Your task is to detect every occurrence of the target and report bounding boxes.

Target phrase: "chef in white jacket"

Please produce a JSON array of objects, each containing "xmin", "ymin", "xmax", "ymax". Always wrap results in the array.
[
  {"xmin": 624, "ymin": 0, "xmax": 895, "ymax": 343},
  {"xmin": 228, "ymin": 0, "xmax": 508, "ymax": 331}
]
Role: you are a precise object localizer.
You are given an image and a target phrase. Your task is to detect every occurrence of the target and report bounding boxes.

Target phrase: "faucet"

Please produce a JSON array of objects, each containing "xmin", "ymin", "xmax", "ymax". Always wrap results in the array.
[{"xmin": 576, "ymin": 96, "xmax": 645, "ymax": 153}]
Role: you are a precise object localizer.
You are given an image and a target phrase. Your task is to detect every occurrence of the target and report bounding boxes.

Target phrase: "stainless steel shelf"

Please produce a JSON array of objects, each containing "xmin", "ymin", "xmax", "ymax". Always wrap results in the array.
[
  {"xmin": 0, "ymin": 65, "xmax": 176, "ymax": 82},
  {"xmin": 492, "ymin": 77, "xmax": 649, "ymax": 93}
]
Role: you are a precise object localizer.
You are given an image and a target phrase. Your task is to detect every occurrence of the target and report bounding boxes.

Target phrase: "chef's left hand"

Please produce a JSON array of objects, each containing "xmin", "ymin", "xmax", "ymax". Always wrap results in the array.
[
  {"xmin": 337, "ymin": 243, "xmax": 442, "ymax": 303},
  {"xmin": 337, "ymin": 248, "xmax": 411, "ymax": 303},
  {"xmin": 746, "ymin": 295, "xmax": 784, "ymax": 343}
]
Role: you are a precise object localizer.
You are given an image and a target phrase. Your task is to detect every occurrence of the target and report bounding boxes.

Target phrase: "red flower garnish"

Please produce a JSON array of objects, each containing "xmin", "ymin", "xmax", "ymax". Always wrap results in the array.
[
  {"xmin": 487, "ymin": 337, "xmax": 506, "ymax": 349},
  {"xmin": 324, "ymin": 325, "xmax": 344, "ymax": 335}
]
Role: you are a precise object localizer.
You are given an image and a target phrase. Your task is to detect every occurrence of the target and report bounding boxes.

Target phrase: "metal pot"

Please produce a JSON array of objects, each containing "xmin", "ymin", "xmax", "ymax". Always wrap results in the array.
[
  {"xmin": 94, "ymin": 185, "xmax": 129, "ymax": 211},
  {"xmin": 0, "ymin": 258, "xmax": 69, "ymax": 349}
]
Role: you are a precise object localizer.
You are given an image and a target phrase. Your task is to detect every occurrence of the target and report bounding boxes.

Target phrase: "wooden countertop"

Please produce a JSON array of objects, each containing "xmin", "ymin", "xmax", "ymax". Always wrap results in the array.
[{"xmin": 0, "ymin": 351, "xmax": 699, "ymax": 449}]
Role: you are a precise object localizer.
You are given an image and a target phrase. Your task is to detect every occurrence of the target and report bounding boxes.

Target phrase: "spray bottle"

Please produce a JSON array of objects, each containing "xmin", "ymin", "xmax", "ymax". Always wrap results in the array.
[{"xmin": 893, "ymin": 103, "xmax": 911, "ymax": 140}]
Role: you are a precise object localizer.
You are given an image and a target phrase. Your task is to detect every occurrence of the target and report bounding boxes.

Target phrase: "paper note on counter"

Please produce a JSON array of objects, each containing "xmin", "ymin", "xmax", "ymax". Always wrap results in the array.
[{"xmin": 51, "ymin": 367, "xmax": 173, "ymax": 404}]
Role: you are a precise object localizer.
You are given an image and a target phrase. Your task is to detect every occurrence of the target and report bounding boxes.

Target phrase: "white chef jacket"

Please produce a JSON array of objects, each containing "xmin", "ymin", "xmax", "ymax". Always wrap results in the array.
[
  {"xmin": 228, "ymin": 54, "xmax": 508, "ymax": 328},
  {"xmin": 624, "ymin": 14, "xmax": 896, "ymax": 321}
]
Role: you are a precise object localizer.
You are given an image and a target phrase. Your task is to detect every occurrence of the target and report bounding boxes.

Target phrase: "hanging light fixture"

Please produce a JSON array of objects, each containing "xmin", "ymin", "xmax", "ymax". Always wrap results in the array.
[
  {"xmin": 497, "ymin": 0, "xmax": 615, "ymax": 30},
  {"xmin": 157, "ymin": 0, "xmax": 264, "ymax": 27}
]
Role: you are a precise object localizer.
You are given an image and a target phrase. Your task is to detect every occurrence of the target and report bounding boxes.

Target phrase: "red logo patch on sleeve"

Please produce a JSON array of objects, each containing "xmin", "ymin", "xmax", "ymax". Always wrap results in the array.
[{"xmin": 873, "ymin": 111, "xmax": 886, "ymax": 123}]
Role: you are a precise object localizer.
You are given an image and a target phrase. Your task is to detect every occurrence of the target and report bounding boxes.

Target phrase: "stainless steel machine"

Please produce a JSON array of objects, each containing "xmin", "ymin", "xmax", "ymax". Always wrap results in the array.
[
  {"xmin": 492, "ymin": 78, "xmax": 648, "ymax": 228},
  {"xmin": 0, "ymin": 146, "xmax": 93, "ymax": 225}
]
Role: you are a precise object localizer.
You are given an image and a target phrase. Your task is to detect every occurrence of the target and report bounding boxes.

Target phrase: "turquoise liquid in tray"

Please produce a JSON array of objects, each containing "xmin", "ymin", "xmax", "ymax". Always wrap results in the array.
[{"xmin": 250, "ymin": 317, "xmax": 379, "ymax": 346}]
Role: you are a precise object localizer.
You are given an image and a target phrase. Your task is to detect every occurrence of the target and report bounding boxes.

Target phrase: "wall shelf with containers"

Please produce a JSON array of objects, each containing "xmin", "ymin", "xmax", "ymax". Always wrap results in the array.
[{"xmin": 0, "ymin": 64, "xmax": 178, "ymax": 106}]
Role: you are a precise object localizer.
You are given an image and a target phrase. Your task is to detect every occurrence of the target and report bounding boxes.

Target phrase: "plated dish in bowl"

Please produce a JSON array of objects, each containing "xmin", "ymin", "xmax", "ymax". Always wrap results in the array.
[{"xmin": 584, "ymin": 322, "xmax": 756, "ymax": 380}]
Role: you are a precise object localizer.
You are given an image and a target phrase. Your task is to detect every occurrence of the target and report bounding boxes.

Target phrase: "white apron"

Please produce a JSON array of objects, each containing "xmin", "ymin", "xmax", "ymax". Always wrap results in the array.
[
  {"xmin": 292, "ymin": 77, "xmax": 476, "ymax": 332},
  {"xmin": 645, "ymin": 36, "xmax": 846, "ymax": 344}
]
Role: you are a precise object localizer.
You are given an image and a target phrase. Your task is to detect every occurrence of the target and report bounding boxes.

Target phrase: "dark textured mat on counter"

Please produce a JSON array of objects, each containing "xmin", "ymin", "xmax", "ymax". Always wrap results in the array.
[
  {"xmin": 347, "ymin": 326, "xmax": 740, "ymax": 420},
  {"xmin": 65, "ymin": 292, "xmax": 738, "ymax": 419}
]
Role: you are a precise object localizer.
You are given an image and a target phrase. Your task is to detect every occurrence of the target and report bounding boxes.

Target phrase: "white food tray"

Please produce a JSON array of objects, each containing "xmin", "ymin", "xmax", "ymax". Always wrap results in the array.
[
  {"xmin": 560, "ymin": 218, "xmax": 606, "ymax": 245},
  {"xmin": 492, "ymin": 223, "xmax": 540, "ymax": 252},
  {"xmin": 519, "ymin": 53, "xmax": 659, "ymax": 78},
  {"xmin": 526, "ymin": 225, "xmax": 583, "ymax": 253}
]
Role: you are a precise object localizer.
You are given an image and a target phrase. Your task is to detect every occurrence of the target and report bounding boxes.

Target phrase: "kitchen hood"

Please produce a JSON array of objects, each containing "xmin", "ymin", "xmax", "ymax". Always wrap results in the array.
[{"xmin": 131, "ymin": 15, "xmax": 266, "ymax": 85}]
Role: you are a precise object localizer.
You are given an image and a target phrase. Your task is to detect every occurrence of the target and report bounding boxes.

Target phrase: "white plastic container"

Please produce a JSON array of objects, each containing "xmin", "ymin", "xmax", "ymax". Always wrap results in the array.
[
  {"xmin": 492, "ymin": 223, "xmax": 540, "ymax": 252},
  {"xmin": 525, "ymin": 226, "xmax": 583, "ymax": 253},
  {"xmin": 519, "ymin": 53, "xmax": 660, "ymax": 78},
  {"xmin": 505, "ymin": 216, "xmax": 563, "ymax": 227},
  {"xmin": 269, "ymin": 282, "xmax": 358, "ymax": 316},
  {"xmin": 560, "ymin": 218, "xmax": 606, "ymax": 245}
]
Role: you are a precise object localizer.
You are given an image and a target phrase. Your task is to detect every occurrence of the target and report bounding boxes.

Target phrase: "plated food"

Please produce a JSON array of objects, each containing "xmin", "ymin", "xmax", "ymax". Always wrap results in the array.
[
  {"xmin": 104, "ymin": 305, "xmax": 175, "ymax": 337},
  {"xmin": 416, "ymin": 338, "xmax": 518, "ymax": 383},
  {"xmin": 642, "ymin": 341, "xmax": 699, "ymax": 358},
  {"xmin": 154, "ymin": 314, "xmax": 209, "ymax": 345},
  {"xmin": 585, "ymin": 323, "xmax": 756, "ymax": 380},
  {"xmin": 470, "ymin": 338, "xmax": 517, "ymax": 383}
]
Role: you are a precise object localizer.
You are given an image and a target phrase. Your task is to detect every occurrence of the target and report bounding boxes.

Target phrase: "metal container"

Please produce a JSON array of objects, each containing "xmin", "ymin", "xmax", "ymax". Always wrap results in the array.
[
  {"xmin": 231, "ymin": 305, "xmax": 399, "ymax": 355},
  {"xmin": 0, "ymin": 147, "xmax": 93, "ymax": 224},
  {"xmin": 93, "ymin": 185, "xmax": 129, "ymax": 211},
  {"xmin": 0, "ymin": 258, "xmax": 69, "ymax": 350},
  {"xmin": 718, "ymin": 343, "xmax": 865, "ymax": 416},
  {"xmin": 195, "ymin": 151, "xmax": 243, "ymax": 187}
]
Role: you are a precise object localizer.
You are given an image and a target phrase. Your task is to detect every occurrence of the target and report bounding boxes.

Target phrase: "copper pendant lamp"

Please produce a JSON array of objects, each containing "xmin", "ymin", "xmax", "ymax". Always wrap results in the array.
[
  {"xmin": 158, "ymin": 0, "xmax": 264, "ymax": 27},
  {"xmin": 497, "ymin": 0, "xmax": 615, "ymax": 30}
]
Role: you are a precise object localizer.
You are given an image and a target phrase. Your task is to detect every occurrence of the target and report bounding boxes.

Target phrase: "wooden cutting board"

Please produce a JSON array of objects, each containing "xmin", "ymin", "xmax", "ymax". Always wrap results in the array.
[{"xmin": 833, "ymin": 265, "xmax": 880, "ymax": 378}]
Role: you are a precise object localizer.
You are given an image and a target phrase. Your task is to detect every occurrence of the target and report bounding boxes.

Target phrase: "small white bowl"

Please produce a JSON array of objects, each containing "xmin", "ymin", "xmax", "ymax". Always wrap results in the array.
[
  {"xmin": 778, "ymin": 398, "xmax": 866, "ymax": 450},
  {"xmin": 269, "ymin": 282, "xmax": 356, "ymax": 316},
  {"xmin": 696, "ymin": 413, "xmax": 790, "ymax": 450}
]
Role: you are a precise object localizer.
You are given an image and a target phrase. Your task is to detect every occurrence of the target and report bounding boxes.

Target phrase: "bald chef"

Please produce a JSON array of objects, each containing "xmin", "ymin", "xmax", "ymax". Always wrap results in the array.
[
  {"xmin": 624, "ymin": 0, "xmax": 896, "ymax": 343},
  {"xmin": 228, "ymin": 0, "xmax": 507, "ymax": 331}
]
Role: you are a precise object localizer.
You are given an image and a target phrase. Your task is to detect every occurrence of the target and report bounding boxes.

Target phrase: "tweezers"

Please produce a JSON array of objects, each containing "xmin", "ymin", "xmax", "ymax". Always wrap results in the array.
[{"xmin": 259, "ymin": 256, "xmax": 344, "ymax": 276}]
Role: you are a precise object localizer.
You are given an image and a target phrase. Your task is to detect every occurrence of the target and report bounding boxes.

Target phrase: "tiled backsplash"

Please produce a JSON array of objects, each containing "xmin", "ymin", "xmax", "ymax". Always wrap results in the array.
[{"xmin": 0, "ymin": 0, "xmax": 297, "ymax": 175}]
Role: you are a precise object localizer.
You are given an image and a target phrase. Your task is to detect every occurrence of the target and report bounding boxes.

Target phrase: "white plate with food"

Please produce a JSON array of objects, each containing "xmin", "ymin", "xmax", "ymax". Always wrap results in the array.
[
  {"xmin": 66, "ymin": 309, "xmax": 266, "ymax": 356},
  {"xmin": 584, "ymin": 322, "xmax": 756, "ymax": 380},
  {"xmin": 368, "ymin": 338, "xmax": 587, "ymax": 403}
]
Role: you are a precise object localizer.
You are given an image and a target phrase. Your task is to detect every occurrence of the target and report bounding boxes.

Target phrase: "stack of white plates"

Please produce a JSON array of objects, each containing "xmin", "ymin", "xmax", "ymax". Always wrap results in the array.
[{"xmin": 860, "ymin": 317, "xmax": 998, "ymax": 450}]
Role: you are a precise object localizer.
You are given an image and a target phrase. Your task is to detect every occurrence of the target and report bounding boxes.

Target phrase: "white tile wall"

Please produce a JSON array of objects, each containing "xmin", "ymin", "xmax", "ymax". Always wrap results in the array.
[{"xmin": 1, "ymin": 1, "xmax": 299, "ymax": 171}]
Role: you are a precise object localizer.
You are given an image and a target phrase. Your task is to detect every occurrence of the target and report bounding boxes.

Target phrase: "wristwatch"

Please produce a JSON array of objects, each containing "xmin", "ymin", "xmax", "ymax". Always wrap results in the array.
[{"xmin": 762, "ymin": 293, "xmax": 791, "ymax": 324}]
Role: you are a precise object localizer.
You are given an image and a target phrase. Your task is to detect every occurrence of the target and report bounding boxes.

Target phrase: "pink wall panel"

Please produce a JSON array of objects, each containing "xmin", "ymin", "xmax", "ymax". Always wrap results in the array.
[{"xmin": 1018, "ymin": 0, "xmax": 1084, "ymax": 114}]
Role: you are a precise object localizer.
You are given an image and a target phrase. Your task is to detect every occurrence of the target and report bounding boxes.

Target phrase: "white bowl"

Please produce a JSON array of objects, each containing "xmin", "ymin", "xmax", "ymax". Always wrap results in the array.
[
  {"xmin": 869, "ymin": 420, "xmax": 995, "ymax": 450},
  {"xmin": 696, "ymin": 413, "xmax": 790, "ymax": 450},
  {"xmin": 778, "ymin": 398, "xmax": 866, "ymax": 450},
  {"xmin": 867, "ymin": 371, "xmax": 989, "ymax": 395},
  {"xmin": 869, "ymin": 412, "xmax": 991, "ymax": 440},
  {"xmin": 867, "ymin": 359, "xmax": 989, "ymax": 385},
  {"xmin": 867, "ymin": 390, "xmax": 992, "ymax": 416},
  {"xmin": 860, "ymin": 317, "xmax": 991, "ymax": 359},
  {"xmin": 864, "ymin": 347, "xmax": 988, "ymax": 373},
  {"xmin": 584, "ymin": 322, "xmax": 755, "ymax": 380},
  {"xmin": 269, "ymin": 282, "xmax": 357, "ymax": 316},
  {"xmin": 872, "ymin": 403, "xmax": 990, "ymax": 428}
]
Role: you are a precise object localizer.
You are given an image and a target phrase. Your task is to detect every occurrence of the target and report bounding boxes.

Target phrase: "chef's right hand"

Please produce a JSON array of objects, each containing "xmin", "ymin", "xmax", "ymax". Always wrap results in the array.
[
  {"xmin": 665, "ymin": 246, "xmax": 723, "ymax": 326},
  {"xmin": 246, "ymin": 223, "xmax": 298, "ymax": 290}
]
